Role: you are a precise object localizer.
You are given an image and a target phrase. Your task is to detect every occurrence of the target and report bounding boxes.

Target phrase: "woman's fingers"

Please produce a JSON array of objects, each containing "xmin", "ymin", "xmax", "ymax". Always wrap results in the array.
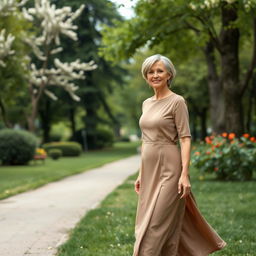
[
  {"xmin": 180, "ymin": 184, "xmax": 191, "ymax": 199},
  {"xmin": 178, "ymin": 182, "xmax": 182, "ymax": 195}
]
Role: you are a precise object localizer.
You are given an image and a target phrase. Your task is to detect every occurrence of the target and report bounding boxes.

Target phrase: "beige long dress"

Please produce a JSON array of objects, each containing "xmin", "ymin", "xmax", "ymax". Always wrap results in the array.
[{"xmin": 133, "ymin": 93, "xmax": 226, "ymax": 256}]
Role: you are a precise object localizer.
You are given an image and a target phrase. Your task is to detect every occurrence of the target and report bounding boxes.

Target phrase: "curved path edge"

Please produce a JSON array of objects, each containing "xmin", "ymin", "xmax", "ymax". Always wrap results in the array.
[{"xmin": 0, "ymin": 154, "xmax": 141, "ymax": 256}]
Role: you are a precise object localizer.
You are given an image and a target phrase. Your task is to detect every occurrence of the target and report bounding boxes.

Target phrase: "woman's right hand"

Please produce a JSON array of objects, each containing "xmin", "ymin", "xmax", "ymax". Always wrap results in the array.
[{"xmin": 134, "ymin": 177, "xmax": 141, "ymax": 194}]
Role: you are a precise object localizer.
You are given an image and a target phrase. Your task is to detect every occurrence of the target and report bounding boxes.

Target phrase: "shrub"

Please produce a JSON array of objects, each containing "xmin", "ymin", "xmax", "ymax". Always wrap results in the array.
[
  {"xmin": 192, "ymin": 133, "xmax": 256, "ymax": 181},
  {"xmin": 0, "ymin": 129, "xmax": 38, "ymax": 165},
  {"xmin": 48, "ymin": 149, "xmax": 62, "ymax": 160},
  {"xmin": 49, "ymin": 133, "xmax": 62, "ymax": 142},
  {"xmin": 92, "ymin": 127, "xmax": 114, "ymax": 149},
  {"xmin": 43, "ymin": 141, "xmax": 82, "ymax": 156},
  {"xmin": 71, "ymin": 127, "xmax": 114, "ymax": 150}
]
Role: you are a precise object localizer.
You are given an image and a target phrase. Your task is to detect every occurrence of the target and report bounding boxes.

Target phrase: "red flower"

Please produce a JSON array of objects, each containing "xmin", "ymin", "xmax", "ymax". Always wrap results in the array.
[
  {"xmin": 222, "ymin": 132, "xmax": 228, "ymax": 137},
  {"xmin": 194, "ymin": 151, "xmax": 201, "ymax": 156},
  {"xmin": 228, "ymin": 133, "xmax": 236, "ymax": 140},
  {"xmin": 243, "ymin": 133, "xmax": 250, "ymax": 138},
  {"xmin": 214, "ymin": 167, "xmax": 219, "ymax": 172},
  {"xmin": 205, "ymin": 136, "xmax": 212, "ymax": 144},
  {"xmin": 250, "ymin": 137, "xmax": 256, "ymax": 142}
]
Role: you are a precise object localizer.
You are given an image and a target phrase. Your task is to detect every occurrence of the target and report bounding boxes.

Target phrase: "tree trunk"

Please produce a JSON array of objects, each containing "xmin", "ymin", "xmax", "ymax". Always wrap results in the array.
[
  {"xmin": 0, "ymin": 97, "xmax": 12, "ymax": 128},
  {"xmin": 69, "ymin": 105, "xmax": 76, "ymax": 138},
  {"xmin": 39, "ymin": 99, "xmax": 51, "ymax": 143},
  {"xmin": 246, "ymin": 74, "xmax": 256, "ymax": 132},
  {"xmin": 200, "ymin": 108, "xmax": 207, "ymax": 140},
  {"xmin": 27, "ymin": 95, "xmax": 38, "ymax": 132},
  {"xmin": 191, "ymin": 114, "xmax": 197, "ymax": 141},
  {"xmin": 220, "ymin": 2, "xmax": 243, "ymax": 135},
  {"xmin": 204, "ymin": 41, "xmax": 225, "ymax": 134}
]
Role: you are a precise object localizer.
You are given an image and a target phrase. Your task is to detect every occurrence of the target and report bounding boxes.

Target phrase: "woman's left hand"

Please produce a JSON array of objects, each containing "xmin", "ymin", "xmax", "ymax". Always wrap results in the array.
[{"xmin": 178, "ymin": 173, "xmax": 191, "ymax": 199}]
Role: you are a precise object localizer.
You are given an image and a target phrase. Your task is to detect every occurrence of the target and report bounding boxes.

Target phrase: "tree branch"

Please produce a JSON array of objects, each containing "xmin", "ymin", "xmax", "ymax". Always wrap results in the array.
[
  {"xmin": 192, "ymin": 14, "xmax": 223, "ymax": 54},
  {"xmin": 184, "ymin": 21, "xmax": 201, "ymax": 34},
  {"xmin": 240, "ymin": 15, "xmax": 256, "ymax": 96}
]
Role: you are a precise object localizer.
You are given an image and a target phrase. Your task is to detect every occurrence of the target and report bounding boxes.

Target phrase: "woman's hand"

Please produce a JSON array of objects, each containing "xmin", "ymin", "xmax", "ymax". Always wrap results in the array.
[
  {"xmin": 134, "ymin": 177, "xmax": 141, "ymax": 194},
  {"xmin": 178, "ymin": 173, "xmax": 191, "ymax": 199}
]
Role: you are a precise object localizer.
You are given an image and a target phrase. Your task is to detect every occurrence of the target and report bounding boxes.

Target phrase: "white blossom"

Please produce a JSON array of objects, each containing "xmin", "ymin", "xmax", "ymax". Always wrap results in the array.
[
  {"xmin": 189, "ymin": 0, "xmax": 256, "ymax": 10},
  {"xmin": 29, "ymin": 58, "xmax": 97, "ymax": 101},
  {"xmin": 0, "ymin": 29, "xmax": 15, "ymax": 67},
  {"xmin": 0, "ymin": 0, "xmax": 28, "ymax": 16},
  {"xmin": 23, "ymin": 0, "xmax": 85, "ymax": 48},
  {"xmin": 0, "ymin": 0, "xmax": 97, "ymax": 103}
]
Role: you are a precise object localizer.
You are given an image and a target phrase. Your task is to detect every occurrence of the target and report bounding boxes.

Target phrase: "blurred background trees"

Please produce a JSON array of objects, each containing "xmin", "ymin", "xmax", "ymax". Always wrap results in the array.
[
  {"xmin": 101, "ymin": 0, "xmax": 256, "ymax": 136},
  {"xmin": 1, "ymin": 0, "xmax": 256, "ymax": 149}
]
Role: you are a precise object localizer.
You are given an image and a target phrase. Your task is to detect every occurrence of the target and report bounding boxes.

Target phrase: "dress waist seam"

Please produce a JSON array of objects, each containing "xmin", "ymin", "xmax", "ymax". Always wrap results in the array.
[{"xmin": 142, "ymin": 140, "xmax": 177, "ymax": 145}]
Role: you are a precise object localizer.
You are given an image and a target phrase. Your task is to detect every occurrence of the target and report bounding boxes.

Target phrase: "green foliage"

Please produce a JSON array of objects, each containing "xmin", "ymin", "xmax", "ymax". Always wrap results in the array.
[
  {"xmin": 93, "ymin": 127, "xmax": 114, "ymax": 149},
  {"xmin": 53, "ymin": 0, "xmax": 124, "ymax": 141},
  {"xmin": 43, "ymin": 141, "xmax": 82, "ymax": 157},
  {"xmin": 0, "ymin": 129, "xmax": 37, "ymax": 165},
  {"xmin": 71, "ymin": 127, "xmax": 114, "ymax": 150},
  {"xmin": 48, "ymin": 149, "xmax": 62, "ymax": 160},
  {"xmin": 100, "ymin": 0, "xmax": 256, "ymax": 63},
  {"xmin": 107, "ymin": 51, "xmax": 153, "ymax": 133},
  {"xmin": 0, "ymin": 8, "xmax": 32, "ymax": 127},
  {"xmin": 192, "ymin": 133, "xmax": 256, "ymax": 180}
]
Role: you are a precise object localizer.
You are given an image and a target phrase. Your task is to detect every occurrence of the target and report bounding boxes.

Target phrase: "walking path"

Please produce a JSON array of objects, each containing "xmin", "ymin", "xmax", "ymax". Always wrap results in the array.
[{"xmin": 0, "ymin": 154, "xmax": 140, "ymax": 256}]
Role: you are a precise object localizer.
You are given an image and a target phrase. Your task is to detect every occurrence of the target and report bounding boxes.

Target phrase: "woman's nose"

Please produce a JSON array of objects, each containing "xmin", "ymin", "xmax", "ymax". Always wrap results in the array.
[{"xmin": 153, "ymin": 72, "xmax": 159, "ymax": 77}]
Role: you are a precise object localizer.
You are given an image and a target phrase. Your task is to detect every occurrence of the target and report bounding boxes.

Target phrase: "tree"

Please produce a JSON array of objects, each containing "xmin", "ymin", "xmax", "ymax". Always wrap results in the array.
[
  {"xmin": 22, "ymin": 0, "xmax": 97, "ymax": 132},
  {"xmin": 52, "ymin": 0, "xmax": 124, "ymax": 147},
  {"xmin": 100, "ymin": 0, "xmax": 256, "ymax": 135}
]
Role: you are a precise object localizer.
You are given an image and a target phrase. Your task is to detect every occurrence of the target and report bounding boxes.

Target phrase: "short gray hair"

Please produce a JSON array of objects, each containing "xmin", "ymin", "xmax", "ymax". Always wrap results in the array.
[{"xmin": 141, "ymin": 54, "xmax": 176, "ymax": 86}]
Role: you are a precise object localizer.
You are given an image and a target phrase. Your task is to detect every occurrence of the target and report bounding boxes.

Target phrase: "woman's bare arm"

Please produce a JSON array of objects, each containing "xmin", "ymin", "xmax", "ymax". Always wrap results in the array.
[{"xmin": 178, "ymin": 136, "xmax": 191, "ymax": 198}]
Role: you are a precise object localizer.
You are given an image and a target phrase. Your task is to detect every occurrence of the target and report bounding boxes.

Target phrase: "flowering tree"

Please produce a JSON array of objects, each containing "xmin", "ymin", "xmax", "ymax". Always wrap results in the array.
[
  {"xmin": 0, "ymin": 29, "xmax": 15, "ymax": 67},
  {"xmin": 22, "ymin": 0, "xmax": 97, "ymax": 131}
]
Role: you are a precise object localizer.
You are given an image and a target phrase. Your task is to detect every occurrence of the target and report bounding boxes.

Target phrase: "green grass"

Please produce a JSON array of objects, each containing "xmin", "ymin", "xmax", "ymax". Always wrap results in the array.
[
  {"xmin": 57, "ymin": 168, "xmax": 256, "ymax": 256},
  {"xmin": 0, "ymin": 141, "xmax": 140, "ymax": 200}
]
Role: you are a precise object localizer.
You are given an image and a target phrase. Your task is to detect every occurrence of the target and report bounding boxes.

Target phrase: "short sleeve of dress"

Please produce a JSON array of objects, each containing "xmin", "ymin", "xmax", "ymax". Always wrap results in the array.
[{"xmin": 174, "ymin": 97, "xmax": 192, "ymax": 138}]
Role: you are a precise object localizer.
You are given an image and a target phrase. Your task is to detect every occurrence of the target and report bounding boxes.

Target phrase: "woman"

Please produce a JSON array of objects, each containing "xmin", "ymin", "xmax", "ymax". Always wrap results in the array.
[{"xmin": 133, "ymin": 54, "xmax": 226, "ymax": 256}]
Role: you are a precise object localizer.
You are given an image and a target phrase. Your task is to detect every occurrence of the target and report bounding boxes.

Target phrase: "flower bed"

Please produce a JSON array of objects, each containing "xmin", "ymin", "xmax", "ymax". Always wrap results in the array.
[
  {"xmin": 33, "ymin": 148, "xmax": 47, "ymax": 163},
  {"xmin": 192, "ymin": 133, "xmax": 256, "ymax": 181}
]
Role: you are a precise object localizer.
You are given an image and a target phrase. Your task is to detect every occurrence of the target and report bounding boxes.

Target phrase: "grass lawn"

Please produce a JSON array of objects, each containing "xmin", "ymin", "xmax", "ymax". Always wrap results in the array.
[
  {"xmin": 57, "ymin": 168, "xmax": 256, "ymax": 256},
  {"xmin": 0, "ymin": 141, "xmax": 140, "ymax": 200}
]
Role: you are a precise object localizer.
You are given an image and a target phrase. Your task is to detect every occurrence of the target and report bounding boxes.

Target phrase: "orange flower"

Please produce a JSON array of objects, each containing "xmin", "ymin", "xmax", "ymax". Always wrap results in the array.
[
  {"xmin": 222, "ymin": 132, "xmax": 228, "ymax": 137},
  {"xmin": 206, "ymin": 151, "xmax": 211, "ymax": 155},
  {"xmin": 243, "ymin": 133, "xmax": 250, "ymax": 138},
  {"xmin": 214, "ymin": 167, "xmax": 219, "ymax": 172},
  {"xmin": 228, "ymin": 133, "xmax": 236, "ymax": 140},
  {"xmin": 194, "ymin": 151, "xmax": 201, "ymax": 156},
  {"xmin": 205, "ymin": 136, "xmax": 212, "ymax": 144},
  {"xmin": 250, "ymin": 137, "xmax": 256, "ymax": 142}
]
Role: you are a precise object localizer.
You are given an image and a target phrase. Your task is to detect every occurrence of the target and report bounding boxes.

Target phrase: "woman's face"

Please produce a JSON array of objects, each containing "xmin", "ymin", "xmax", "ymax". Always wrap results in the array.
[{"xmin": 146, "ymin": 61, "xmax": 171, "ymax": 89}]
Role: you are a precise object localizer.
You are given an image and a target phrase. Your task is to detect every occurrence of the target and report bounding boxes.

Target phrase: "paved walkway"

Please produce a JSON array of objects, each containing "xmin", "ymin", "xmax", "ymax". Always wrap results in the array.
[{"xmin": 0, "ymin": 154, "xmax": 140, "ymax": 256}]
